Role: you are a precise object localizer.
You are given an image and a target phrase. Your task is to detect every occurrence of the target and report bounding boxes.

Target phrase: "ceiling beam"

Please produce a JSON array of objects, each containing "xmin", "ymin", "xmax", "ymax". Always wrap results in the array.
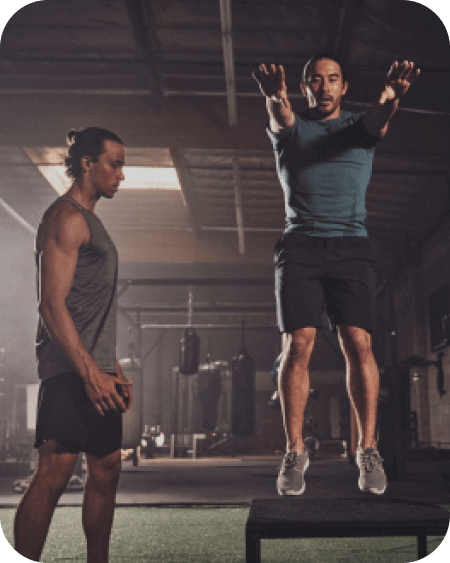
[
  {"xmin": 2, "ymin": 58, "xmax": 449, "ymax": 72},
  {"xmin": 332, "ymin": 0, "xmax": 364, "ymax": 62},
  {"xmin": 219, "ymin": 0, "xmax": 245, "ymax": 254},
  {"xmin": 119, "ymin": 302, "xmax": 275, "ymax": 314},
  {"xmin": 200, "ymin": 225, "xmax": 280, "ymax": 232},
  {"xmin": 2, "ymin": 59, "xmax": 449, "ymax": 79},
  {"xmin": 124, "ymin": 0, "xmax": 164, "ymax": 111},
  {"xmin": 331, "ymin": 0, "xmax": 350, "ymax": 55},
  {"xmin": 118, "ymin": 278, "xmax": 274, "ymax": 287},
  {"xmin": 169, "ymin": 148, "xmax": 201, "ymax": 239},
  {"xmin": 141, "ymin": 323, "xmax": 276, "ymax": 330},
  {"xmin": 1, "ymin": 94, "xmax": 449, "ymax": 151},
  {"xmin": 232, "ymin": 154, "xmax": 245, "ymax": 255},
  {"xmin": 118, "ymin": 225, "xmax": 281, "ymax": 233},
  {"xmin": 0, "ymin": 196, "xmax": 36, "ymax": 236},
  {"xmin": 219, "ymin": 0, "xmax": 238, "ymax": 128},
  {"xmin": 0, "ymin": 85, "xmax": 443, "ymax": 116}
]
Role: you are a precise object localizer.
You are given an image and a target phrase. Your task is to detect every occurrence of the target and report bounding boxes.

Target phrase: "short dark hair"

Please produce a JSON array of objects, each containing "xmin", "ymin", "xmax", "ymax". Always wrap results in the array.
[
  {"xmin": 65, "ymin": 127, "xmax": 123, "ymax": 179},
  {"xmin": 302, "ymin": 54, "xmax": 348, "ymax": 84}
]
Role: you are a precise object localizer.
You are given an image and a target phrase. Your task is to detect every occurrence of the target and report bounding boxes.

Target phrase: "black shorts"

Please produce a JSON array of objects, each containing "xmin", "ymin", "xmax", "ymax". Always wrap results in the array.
[
  {"xmin": 34, "ymin": 372, "xmax": 123, "ymax": 458},
  {"xmin": 274, "ymin": 233, "xmax": 376, "ymax": 334}
]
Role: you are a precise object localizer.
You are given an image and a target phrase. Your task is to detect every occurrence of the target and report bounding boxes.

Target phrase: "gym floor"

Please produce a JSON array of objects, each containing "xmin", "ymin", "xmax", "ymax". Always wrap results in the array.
[
  {"xmin": 1, "ymin": 454, "xmax": 450, "ymax": 562},
  {"xmin": 1, "ymin": 453, "xmax": 449, "ymax": 506}
]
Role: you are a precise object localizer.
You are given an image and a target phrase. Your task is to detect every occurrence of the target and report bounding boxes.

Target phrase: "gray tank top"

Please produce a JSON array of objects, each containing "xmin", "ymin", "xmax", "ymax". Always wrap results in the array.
[{"xmin": 35, "ymin": 196, "xmax": 118, "ymax": 380}]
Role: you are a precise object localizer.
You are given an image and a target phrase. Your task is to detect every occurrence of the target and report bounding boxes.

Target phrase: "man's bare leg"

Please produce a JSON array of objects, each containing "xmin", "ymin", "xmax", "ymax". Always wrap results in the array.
[
  {"xmin": 278, "ymin": 327, "xmax": 316, "ymax": 453},
  {"xmin": 14, "ymin": 440, "xmax": 78, "ymax": 561},
  {"xmin": 337, "ymin": 325, "xmax": 379, "ymax": 449},
  {"xmin": 82, "ymin": 449, "xmax": 121, "ymax": 563}
]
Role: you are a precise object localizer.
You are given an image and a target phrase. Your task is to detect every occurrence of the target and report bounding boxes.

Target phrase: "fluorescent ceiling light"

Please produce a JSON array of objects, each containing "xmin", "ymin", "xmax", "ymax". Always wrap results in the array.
[
  {"xmin": 120, "ymin": 167, "xmax": 181, "ymax": 190},
  {"xmin": 37, "ymin": 166, "xmax": 181, "ymax": 196}
]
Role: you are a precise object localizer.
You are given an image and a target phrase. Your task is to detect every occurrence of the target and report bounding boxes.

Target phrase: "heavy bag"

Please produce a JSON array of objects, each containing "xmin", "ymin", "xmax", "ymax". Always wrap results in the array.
[
  {"xmin": 197, "ymin": 354, "xmax": 222, "ymax": 432},
  {"xmin": 179, "ymin": 327, "xmax": 200, "ymax": 375},
  {"xmin": 231, "ymin": 344, "xmax": 255, "ymax": 437}
]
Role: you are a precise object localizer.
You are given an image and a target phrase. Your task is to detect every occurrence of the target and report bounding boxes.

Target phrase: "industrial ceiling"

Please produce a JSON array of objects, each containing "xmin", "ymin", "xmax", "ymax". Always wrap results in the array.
[{"xmin": 0, "ymin": 0, "xmax": 449, "ymax": 286}]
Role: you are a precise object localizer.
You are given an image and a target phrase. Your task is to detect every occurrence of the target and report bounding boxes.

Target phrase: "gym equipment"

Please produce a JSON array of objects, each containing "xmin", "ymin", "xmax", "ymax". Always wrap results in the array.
[
  {"xmin": 179, "ymin": 287, "xmax": 200, "ymax": 375},
  {"xmin": 119, "ymin": 351, "xmax": 142, "ymax": 451},
  {"xmin": 179, "ymin": 327, "xmax": 200, "ymax": 375},
  {"xmin": 171, "ymin": 360, "xmax": 230, "ymax": 458},
  {"xmin": 197, "ymin": 346, "xmax": 222, "ymax": 432},
  {"xmin": 246, "ymin": 498, "xmax": 449, "ymax": 563},
  {"xmin": 231, "ymin": 342, "xmax": 255, "ymax": 438}
]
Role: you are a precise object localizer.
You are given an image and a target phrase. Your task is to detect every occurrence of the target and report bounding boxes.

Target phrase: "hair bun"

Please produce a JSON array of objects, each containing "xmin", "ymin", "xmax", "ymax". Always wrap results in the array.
[{"xmin": 66, "ymin": 129, "xmax": 78, "ymax": 146}]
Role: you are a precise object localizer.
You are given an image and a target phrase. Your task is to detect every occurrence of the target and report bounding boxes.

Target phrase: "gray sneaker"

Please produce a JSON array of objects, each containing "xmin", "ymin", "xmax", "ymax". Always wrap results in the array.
[
  {"xmin": 356, "ymin": 446, "xmax": 387, "ymax": 495},
  {"xmin": 277, "ymin": 447, "xmax": 309, "ymax": 495}
]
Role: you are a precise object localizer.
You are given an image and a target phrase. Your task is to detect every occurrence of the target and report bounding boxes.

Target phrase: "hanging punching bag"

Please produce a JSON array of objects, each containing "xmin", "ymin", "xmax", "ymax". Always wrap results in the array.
[
  {"xmin": 231, "ymin": 344, "xmax": 255, "ymax": 437},
  {"xmin": 197, "ymin": 353, "xmax": 222, "ymax": 432},
  {"xmin": 179, "ymin": 327, "xmax": 200, "ymax": 375}
]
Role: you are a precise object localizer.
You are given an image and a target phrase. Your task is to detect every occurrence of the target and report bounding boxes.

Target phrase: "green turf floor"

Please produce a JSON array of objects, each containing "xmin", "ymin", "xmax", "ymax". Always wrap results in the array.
[{"xmin": 1, "ymin": 505, "xmax": 449, "ymax": 562}]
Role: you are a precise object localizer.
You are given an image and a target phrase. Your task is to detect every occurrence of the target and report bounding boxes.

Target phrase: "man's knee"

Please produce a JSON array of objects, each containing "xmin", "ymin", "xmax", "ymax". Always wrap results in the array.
[
  {"xmin": 338, "ymin": 325, "xmax": 372, "ymax": 362},
  {"xmin": 86, "ymin": 450, "xmax": 121, "ymax": 484},
  {"xmin": 35, "ymin": 443, "xmax": 78, "ymax": 493},
  {"xmin": 284, "ymin": 327, "xmax": 316, "ymax": 359}
]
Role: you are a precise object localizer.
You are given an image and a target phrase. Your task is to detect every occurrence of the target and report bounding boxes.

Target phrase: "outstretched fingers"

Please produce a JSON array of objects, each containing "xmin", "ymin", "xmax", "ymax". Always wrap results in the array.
[
  {"xmin": 252, "ymin": 63, "xmax": 280, "ymax": 82},
  {"xmin": 387, "ymin": 60, "xmax": 399, "ymax": 79},
  {"xmin": 399, "ymin": 60, "xmax": 413, "ymax": 79},
  {"xmin": 252, "ymin": 63, "xmax": 290, "ymax": 108},
  {"xmin": 406, "ymin": 64, "xmax": 420, "ymax": 83},
  {"xmin": 251, "ymin": 64, "xmax": 270, "ymax": 89},
  {"xmin": 389, "ymin": 60, "xmax": 420, "ymax": 84},
  {"xmin": 258, "ymin": 63, "xmax": 270, "ymax": 80}
]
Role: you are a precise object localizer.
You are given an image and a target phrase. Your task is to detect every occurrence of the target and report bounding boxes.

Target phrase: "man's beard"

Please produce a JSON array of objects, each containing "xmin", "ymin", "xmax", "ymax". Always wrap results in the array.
[{"xmin": 311, "ymin": 99, "xmax": 339, "ymax": 118}]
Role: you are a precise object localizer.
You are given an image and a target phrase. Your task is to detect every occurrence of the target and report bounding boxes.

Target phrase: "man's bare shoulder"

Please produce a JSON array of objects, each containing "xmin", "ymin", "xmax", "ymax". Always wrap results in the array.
[{"xmin": 38, "ymin": 200, "xmax": 90, "ymax": 251}]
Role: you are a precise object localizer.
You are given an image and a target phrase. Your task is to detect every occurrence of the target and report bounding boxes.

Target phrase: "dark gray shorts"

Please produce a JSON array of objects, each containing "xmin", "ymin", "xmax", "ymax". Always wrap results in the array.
[
  {"xmin": 34, "ymin": 372, "xmax": 123, "ymax": 458},
  {"xmin": 274, "ymin": 233, "xmax": 376, "ymax": 334}
]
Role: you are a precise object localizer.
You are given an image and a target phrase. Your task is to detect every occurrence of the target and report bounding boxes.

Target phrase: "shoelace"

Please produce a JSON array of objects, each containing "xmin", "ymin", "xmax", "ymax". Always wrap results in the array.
[
  {"xmin": 279, "ymin": 438, "xmax": 299, "ymax": 472},
  {"xmin": 282, "ymin": 449, "xmax": 298, "ymax": 469},
  {"xmin": 360, "ymin": 448, "xmax": 383, "ymax": 473}
]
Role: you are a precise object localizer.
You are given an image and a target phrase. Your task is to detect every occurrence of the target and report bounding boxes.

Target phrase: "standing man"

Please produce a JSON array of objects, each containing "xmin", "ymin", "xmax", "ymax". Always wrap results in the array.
[
  {"xmin": 14, "ymin": 127, "xmax": 133, "ymax": 562},
  {"xmin": 253, "ymin": 55, "xmax": 419, "ymax": 495}
]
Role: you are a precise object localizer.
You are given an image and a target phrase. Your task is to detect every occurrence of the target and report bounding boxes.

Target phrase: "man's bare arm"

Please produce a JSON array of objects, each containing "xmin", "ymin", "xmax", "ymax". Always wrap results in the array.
[
  {"xmin": 266, "ymin": 98, "xmax": 295, "ymax": 135},
  {"xmin": 38, "ymin": 205, "xmax": 131, "ymax": 415},
  {"xmin": 39, "ymin": 206, "xmax": 92, "ymax": 378},
  {"xmin": 363, "ymin": 60, "xmax": 420, "ymax": 137},
  {"xmin": 253, "ymin": 64, "xmax": 295, "ymax": 134}
]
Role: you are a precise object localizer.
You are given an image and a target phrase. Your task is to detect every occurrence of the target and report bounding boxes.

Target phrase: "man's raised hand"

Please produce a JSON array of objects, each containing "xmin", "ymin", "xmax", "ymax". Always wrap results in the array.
[
  {"xmin": 252, "ymin": 64, "xmax": 290, "ymax": 108},
  {"xmin": 381, "ymin": 60, "xmax": 420, "ymax": 103}
]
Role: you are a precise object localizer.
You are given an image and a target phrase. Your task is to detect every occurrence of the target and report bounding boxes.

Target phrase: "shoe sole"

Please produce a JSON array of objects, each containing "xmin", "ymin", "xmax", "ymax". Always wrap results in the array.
[
  {"xmin": 358, "ymin": 479, "xmax": 387, "ymax": 495},
  {"xmin": 278, "ymin": 484, "xmax": 306, "ymax": 496},
  {"xmin": 277, "ymin": 457, "xmax": 309, "ymax": 496}
]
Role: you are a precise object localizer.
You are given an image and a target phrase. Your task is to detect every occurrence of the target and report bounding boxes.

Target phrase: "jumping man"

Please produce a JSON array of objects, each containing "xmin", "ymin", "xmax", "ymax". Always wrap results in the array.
[{"xmin": 253, "ymin": 56, "xmax": 420, "ymax": 495}]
